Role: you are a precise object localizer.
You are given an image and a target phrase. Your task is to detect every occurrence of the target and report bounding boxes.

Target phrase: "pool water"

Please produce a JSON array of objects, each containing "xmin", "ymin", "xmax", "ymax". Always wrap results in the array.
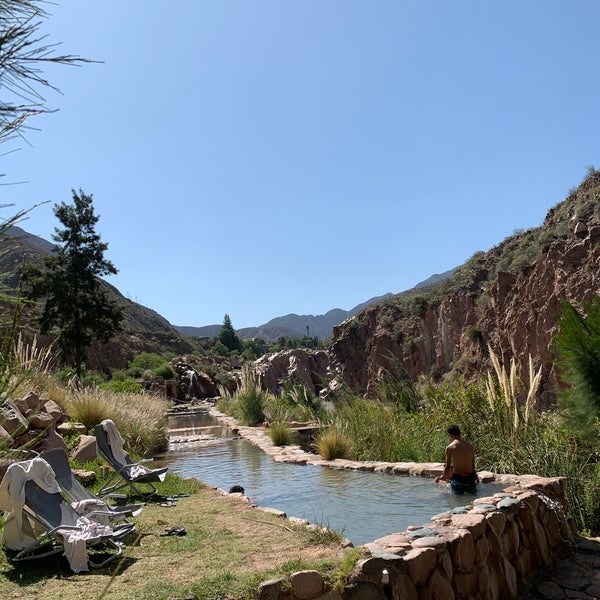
[{"xmin": 159, "ymin": 410, "xmax": 506, "ymax": 546}]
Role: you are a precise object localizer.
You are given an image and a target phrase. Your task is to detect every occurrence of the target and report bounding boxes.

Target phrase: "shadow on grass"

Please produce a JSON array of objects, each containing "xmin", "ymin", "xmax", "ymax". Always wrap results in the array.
[{"xmin": 1, "ymin": 551, "xmax": 138, "ymax": 586}]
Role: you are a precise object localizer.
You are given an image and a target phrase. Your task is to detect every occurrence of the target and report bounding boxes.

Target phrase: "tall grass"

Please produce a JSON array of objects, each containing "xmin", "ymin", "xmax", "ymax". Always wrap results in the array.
[
  {"xmin": 67, "ymin": 387, "xmax": 169, "ymax": 456},
  {"xmin": 218, "ymin": 365, "xmax": 268, "ymax": 425},
  {"xmin": 267, "ymin": 421, "xmax": 296, "ymax": 447},
  {"xmin": 313, "ymin": 420, "xmax": 354, "ymax": 460}
]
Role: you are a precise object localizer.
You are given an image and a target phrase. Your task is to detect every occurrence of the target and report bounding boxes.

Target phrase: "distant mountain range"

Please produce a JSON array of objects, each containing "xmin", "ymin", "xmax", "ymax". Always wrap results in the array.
[
  {"xmin": 2, "ymin": 224, "xmax": 456, "ymax": 344},
  {"xmin": 174, "ymin": 268, "xmax": 457, "ymax": 342}
]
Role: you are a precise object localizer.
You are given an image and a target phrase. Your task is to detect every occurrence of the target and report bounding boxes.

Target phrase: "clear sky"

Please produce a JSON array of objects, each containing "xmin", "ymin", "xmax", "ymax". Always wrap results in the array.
[{"xmin": 2, "ymin": 1, "xmax": 599, "ymax": 329}]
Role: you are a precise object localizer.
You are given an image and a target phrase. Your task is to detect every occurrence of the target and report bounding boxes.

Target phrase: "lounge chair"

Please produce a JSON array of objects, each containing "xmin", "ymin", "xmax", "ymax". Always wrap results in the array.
[
  {"xmin": 39, "ymin": 448, "xmax": 143, "ymax": 527},
  {"xmin": 94, "ymin": 419, "xmax": 168, "ymax": 499},
  {"xmin": 0, "ymin": 457, "xmax": 125, "ymax": 573}
]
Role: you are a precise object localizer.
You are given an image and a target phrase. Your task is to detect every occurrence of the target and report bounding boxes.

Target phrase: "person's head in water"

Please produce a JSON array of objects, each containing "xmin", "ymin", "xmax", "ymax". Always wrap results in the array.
[{"xmin": 447, "ymin": 424, "xmax": 461, "ymax": 437}]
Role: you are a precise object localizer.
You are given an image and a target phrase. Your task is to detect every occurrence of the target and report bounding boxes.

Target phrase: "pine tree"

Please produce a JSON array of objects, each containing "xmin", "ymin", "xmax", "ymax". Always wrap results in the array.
[
  {"xmin": 21, "ymin": 189, "xmax": 123, "ymax": 377},
  {"xmin": 218, "ymin": 314, "xmax": 242, "ymax": 353}
]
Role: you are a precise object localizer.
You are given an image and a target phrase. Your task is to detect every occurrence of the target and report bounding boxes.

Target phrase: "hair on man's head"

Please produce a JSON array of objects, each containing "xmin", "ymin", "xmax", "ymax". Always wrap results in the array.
[{"xmin": 447, "ymin": 424, "xmax": 461, "ymax": 436}]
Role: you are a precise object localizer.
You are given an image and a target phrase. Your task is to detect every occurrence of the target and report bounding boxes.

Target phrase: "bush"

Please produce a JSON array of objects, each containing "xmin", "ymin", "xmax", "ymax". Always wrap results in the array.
[
  {"xmin": 236, "ymin": 386, "xmax": 266, "ymax": 425},
  {"xmin": 313, "ymin": 426, "xmax": 353, "ymax": 460},
  {"xmin": 67, "ymin": 387, "xmax": 168, "ymax": 455},
  {"xmin": 153, "ymin": 363, "xmax": 176, "ymax": 379},
  {"xmin": 268, "ymin": 422, "xmax": 296, "ymax": 447},
  {"xmin": 101, "ymin": 378, "xmax": 143, "ymax": 394},
  {"xmin": 126, "ymin": 352, "xmax": 167, "ymax": 378}
]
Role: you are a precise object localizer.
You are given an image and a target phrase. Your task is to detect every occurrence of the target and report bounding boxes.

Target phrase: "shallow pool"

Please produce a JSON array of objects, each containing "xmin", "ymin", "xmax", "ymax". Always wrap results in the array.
[{"xmin": 158, "ymin": 410, "xmax": 506, "ymax": 546}]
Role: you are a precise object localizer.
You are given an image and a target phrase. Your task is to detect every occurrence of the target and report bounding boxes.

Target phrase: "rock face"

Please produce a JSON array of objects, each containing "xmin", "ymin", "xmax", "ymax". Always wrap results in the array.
[
  {"xmin": 254, "ymin": 349, "xmax": 331, "ymax": 396},
  {"xmin": 329, "ymin": 173, "xmax": 600, "ymax": 408}
]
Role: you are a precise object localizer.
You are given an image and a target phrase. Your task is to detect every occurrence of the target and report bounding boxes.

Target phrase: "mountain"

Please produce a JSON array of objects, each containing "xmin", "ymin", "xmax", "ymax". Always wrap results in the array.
[
  {"xmin": 328, "ymin": 170, "xmax": 600, "ymax": 408},
  {"xmin": 174, "ymin": 293, "xmax": 401, "ymax": 341},
  {"xmin": 0, "ymin": 225, "xmax": 196, "ymax": 372}
]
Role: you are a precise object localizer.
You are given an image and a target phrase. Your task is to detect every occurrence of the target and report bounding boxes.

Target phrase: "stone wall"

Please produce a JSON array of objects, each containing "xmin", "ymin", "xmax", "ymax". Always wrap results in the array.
[
  {"xmin": 256, "ymin": 476, "xmax": 574, "ymax": 600},
  {"xmin": 202, "ymin": 409, "xmax": 575, "ymax": 600}
]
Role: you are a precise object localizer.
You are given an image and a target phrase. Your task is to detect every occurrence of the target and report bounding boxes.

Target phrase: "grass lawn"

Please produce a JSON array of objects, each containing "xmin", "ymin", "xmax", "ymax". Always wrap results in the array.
[{"xmin": 0, "ymin": 482, "xmax": 359, "ymax": 600}]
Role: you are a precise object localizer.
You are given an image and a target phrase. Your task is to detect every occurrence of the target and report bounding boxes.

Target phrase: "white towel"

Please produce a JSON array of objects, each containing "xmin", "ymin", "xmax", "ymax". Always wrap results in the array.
[
  {"xmin": 99, "ymin": 418, "xmax": 157, "ymax": 480},
  {"xmin": 0, "ymin": 457, "xmax": 61, "ymax": 551},
  {"xmin": 58, "ymin": 516, "xmax": 114, "ymax": 573},
  {"xmin": 71, "ymin": 498, "xmax": 111, "ymax": 525},
  {"xmin": 99, "ymin": 419, "xmax": 130, "ymax": 465}
]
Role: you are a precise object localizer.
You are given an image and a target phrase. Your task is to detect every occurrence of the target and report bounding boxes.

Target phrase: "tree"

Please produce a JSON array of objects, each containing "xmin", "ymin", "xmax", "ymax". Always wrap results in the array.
[
  {"xmin": 0, "ymin": 1, "xmax": 91, "ymax": 152},
  {"xmin": 218, "ymin": 314, "xmax": 242, "ymax": 354},
  {"xmin": 21, "ymin": 189, "xmax": 123, "ymax": 377}
]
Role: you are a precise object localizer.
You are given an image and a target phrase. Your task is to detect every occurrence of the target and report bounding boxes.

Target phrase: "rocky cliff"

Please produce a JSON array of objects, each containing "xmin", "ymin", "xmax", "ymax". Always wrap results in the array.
[{"xmin": 329, "ymin": 171, "xmax": 600, "ymax": 409}]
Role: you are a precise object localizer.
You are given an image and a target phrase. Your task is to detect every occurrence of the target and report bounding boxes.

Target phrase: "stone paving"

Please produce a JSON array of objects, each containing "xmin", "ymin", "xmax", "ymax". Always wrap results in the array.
[{"xmin": 517, "ymin": 535, "xmax": 600, "ymax": 600}]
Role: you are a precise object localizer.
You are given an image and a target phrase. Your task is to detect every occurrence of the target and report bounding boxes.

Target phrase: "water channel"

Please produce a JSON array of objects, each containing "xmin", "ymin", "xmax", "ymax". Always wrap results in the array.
[{"xmin": 158, "ymin": 409, "xmax": 506, "ymax": 546}]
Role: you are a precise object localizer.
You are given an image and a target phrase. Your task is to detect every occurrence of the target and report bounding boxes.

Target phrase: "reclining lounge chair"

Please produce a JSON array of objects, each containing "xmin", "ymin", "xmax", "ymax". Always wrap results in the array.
[
  {"xmin": 39, "ymin": 447, "xmax": 143, "ymax": 527},
  {"xmin": 0, "ymin": 457, "xmax": 125, "ymax": 573},
  {"xmin": 94, "ymin": 419, "xmax": 168, "ymax": 499}
]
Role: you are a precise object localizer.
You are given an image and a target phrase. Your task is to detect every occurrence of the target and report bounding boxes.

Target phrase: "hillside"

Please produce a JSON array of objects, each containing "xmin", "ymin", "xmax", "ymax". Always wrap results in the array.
[
  {"xmin": 0, "ymin": 226, "xmax": 196, "ymax": 372},
  {"xmin": 329, "ymin": 170, "xmax": 600, "ymax": 408}
]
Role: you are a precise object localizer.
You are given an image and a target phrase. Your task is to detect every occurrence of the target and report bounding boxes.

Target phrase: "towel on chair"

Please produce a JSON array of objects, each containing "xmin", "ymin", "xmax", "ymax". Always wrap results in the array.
[
  {"xmin": 99, "ymin": 419, "xmax": 163, "ymax": 480},
  {"xmin": 0, "ymin": 457, "xmax": 61, "ymax": 551}
]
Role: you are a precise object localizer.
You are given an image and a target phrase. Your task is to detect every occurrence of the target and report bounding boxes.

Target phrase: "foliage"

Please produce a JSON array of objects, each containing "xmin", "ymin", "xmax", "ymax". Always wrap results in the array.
[
  {"xmin": 0, "ymin": 0, "xmax": 91, "ymax": 151},
  {"xmin": 267, "ymin": 421, "xmax": 296, "ymax": 446},
  {"xmin": 219, "ymin": 365, "xmax": 268, "ymax": 425},
  {"xmin": 376, "ymin": 353, "xmax": 418, "ymax": 412},
  {"xmin": 313, "ymin": 422, "xmax": 354, "ymax": 460},
  {"xmin": 67, "ymin": 387, "xmax": 168, "ymax": 455},
  {"xmin": 269, "ymin": 335, "xmax": 323, "ymax": 353},
  {"xmin": 218, "ymin": 314, "xmax": 242, "ymax": 354},
  {"xmin": 554, "ymin": 298, "xmax": 600, "ymax": 440},
  {"xmin": 21, "ymin": 189, "xmax": 124, "ymax": 377},
  {"xmin": 241, "ymin": 337, "xmax": 269, "ymax": 360},
  {"xmin": 126, "ymin": 351, "xmax": 175, "ymax": 379},
  {"xmin": 101, "ymin": 377, "xmax": 143, "ymax": 394},
  {"xmin": 263, "ymin": 384, "xmax": 324, "ymax": 424}
]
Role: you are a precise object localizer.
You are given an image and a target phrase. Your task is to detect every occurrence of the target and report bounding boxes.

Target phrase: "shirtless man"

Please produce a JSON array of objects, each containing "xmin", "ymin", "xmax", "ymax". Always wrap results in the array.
[{"xmin": 434, "ymin": 425, "xmax": 477, "ymax": 494}]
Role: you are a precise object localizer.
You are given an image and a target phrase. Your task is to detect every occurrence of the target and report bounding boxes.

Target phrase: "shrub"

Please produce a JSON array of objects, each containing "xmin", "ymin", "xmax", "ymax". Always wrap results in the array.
[
  {"xmin": 67, "ymin": 387, "xmax": 168, "ymax": 455},
  {"xmin": 126, "ymin": 352, "xmax": 167, "ymax": 378},
  {"xmin": 268, "ymin": 422, "xmax": 296, "ymax": 446},
  {"xmin": 313, "ymin": 426, "xmax": 353, "ymax": 460},
  {"xmin": 101, "ymin": 378, "xmax": 143, "ymax": 394},
  {"xmin": 231, "ymin": 365, "xmax": 267, "ymax": 426},
  {"xmin": 153, "ymin": 363, "xmax": 176, "ymax": 379}
]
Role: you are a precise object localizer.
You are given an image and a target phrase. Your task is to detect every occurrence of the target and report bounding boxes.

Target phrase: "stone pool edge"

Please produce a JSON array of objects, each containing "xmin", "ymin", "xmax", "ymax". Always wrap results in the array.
[{"xmin": 171, "ymin": 405, "xmax": 577, "ymax": 599}]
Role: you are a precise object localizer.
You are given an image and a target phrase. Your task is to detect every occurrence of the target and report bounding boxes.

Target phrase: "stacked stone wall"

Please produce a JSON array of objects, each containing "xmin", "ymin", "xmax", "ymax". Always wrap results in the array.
[
  {"xmin": 203, "ymin": 408, "xmax": 575, "ymax": 599},
  {"xmin": 257, "ymin": 477, "xmax": 573, "ymax": 600}
]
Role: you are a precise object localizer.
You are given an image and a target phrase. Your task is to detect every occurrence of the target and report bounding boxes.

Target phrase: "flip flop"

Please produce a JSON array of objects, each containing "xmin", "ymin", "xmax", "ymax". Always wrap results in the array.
[{"xmin": 160, "ymin": 526, "xmax": 187, "ymax": 537}]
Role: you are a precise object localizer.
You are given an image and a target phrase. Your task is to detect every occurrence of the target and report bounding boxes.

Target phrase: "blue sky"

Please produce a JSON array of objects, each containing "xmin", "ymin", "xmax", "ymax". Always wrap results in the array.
[{"xmin": 2, "ymin": 1, "xmax": 599, "ymax": 329}]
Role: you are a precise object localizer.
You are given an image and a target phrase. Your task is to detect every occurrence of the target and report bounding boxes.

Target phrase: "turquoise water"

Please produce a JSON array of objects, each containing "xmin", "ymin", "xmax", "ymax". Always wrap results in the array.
[{"xmin": 159, "ymin": 410, "xmax": 506, "ymax": 546}]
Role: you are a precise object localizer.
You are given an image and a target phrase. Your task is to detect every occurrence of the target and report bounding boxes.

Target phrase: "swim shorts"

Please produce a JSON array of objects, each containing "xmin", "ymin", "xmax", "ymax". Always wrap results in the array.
[{"xmin": 450, "ymin": 472, "xmax": 477, "ymax": 495}]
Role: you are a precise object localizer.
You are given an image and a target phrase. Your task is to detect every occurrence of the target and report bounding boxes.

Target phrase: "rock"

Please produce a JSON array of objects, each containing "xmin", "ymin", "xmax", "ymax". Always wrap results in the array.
[
  {"xmin": 42, "ymin": 400, "xmax": 63, "ymax": 424},
  {"xmin": 29, "ymin": 411, "xmax": 55, "ymax": 429},
  {"xmin": 0, "ymin": 397, "xmax": 29, "ymax": 435},
  {"xmin": 37, "ymin": 426, "xmax": 68, "ymax": 452},
  {"xmin": 71, "ymin": 434, "xmax": 97, "ymax": 463},
  {"xmin": 56, "ymin": 422, "xmax": 88, "ymax": 435},
  {"xmin": 289, "ymin": 570, "xmax": 324, "ymax": 599},
  {"xmin": 254, "ymin": 349, "xmax": 330, "ymax": 396}
]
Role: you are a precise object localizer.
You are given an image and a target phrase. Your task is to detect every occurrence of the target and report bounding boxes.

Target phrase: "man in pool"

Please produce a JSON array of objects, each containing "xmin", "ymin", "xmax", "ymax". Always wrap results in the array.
[{"xmin": 434, "ymin": 424, "xmax": 478, "ymax": 494}]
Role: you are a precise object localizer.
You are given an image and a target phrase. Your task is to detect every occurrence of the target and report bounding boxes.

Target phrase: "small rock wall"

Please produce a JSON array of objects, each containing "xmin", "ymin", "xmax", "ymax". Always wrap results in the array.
[
  {"xmin": 204, "ymin": 408, "xmax": 575, "ymax": 600},
  {"xmin": 257, "ymin": 478, "xmax": 574, "ymax": 600}
]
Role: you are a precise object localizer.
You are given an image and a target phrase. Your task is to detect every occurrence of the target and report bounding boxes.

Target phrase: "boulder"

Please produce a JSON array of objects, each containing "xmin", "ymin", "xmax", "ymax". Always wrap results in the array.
[{"xmin": 71, "ymin": 434, "xmax": 97, "ymax": 463}]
